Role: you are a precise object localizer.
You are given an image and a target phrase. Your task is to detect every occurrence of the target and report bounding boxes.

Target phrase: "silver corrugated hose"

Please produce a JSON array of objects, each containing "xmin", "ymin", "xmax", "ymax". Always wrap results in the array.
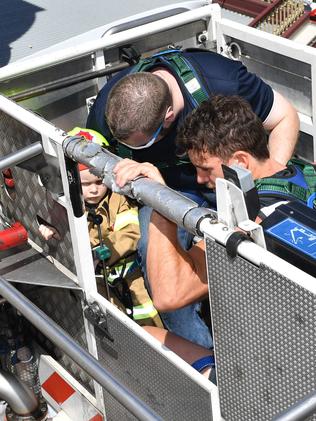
[{"xmin": 0, "ymin": 369, "xmax": 38, "ymax": 416}]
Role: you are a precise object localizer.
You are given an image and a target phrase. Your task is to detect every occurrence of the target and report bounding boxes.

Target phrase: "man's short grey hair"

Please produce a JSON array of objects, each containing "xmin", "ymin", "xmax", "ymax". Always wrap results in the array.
[{"xmin": 106, "ymin": 72, "xmax": 171, "ymax": 141}]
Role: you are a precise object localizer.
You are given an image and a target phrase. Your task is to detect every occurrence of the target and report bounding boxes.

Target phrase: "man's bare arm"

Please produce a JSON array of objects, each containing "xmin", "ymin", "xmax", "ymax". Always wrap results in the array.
[
  {"xmin": 147, "ymin": 211, "xmax": 209, "ymax": 312},
  {"xmin": 264, "ymin": 90, "xmax": 299, "ymax": 165},
  {"xmin": 114, "ymin": 159, "xmax": 209, "ymax": 310}
]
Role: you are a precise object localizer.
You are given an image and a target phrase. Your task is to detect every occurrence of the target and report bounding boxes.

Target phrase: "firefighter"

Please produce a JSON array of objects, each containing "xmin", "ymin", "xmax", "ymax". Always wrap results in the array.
[{"xmin": 39, "ymin": 128, "xmax": 162, "ymax": 328}]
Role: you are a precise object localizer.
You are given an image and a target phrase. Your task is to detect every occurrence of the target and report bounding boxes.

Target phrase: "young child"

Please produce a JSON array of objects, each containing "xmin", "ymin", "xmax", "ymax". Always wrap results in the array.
[{"xmin": 39, "ymin": 127, "xmax": 162, "ymax": 328}]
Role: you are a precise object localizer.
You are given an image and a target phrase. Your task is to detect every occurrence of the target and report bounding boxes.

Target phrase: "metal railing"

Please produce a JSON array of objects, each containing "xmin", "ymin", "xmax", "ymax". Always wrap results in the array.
[
  {"xmin": 63, "ymin": 136, "xmax": 215, "ymax": 235},
  {"xmin": 0, "ymin": 276, "xmax": 162, "ymax": 421}
]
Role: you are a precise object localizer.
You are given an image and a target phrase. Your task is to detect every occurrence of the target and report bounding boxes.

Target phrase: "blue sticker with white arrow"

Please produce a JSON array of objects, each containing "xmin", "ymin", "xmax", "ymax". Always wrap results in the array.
[{"xmin": 266, "ymin": 218, "xmax": 316, "ymax": 259}]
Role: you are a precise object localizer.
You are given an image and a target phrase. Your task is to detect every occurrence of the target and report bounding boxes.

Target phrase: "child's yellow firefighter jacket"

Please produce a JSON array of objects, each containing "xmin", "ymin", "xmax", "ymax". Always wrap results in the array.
[{"xmin": 87, "ymin": 191, "xmax": 162, "ymax": 327}]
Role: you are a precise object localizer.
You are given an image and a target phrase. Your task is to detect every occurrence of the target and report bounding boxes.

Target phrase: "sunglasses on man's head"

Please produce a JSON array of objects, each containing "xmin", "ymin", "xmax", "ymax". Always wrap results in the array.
[{"xmin": 118, "ymin": 122, "xmax": 164, "ymax": 150}]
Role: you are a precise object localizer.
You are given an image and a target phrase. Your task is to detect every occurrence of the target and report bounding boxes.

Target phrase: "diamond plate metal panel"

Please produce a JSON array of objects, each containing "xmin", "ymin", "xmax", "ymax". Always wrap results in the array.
[
  {"xmin": 21, "ymin": 284, "xmax": 215, "ymax": 420},
  {"xmin": 205, "ymin": 237, "xmax": 316, "ymax": 420},
  {"xmin": 0, "ymin": 110, "xmax": 75, "ymax": 275},
  {"xmin": 21, "ymin": 285, "xmax": 94, "ymax": 393},
  {"xmin": 94, "ymin": 305, "xmax": 214, "ymax": 421}
]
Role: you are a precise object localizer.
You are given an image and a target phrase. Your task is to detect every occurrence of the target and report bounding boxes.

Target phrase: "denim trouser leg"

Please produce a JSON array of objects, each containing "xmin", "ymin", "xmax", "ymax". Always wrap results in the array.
[{"xmin": 137, "ymin": 190, "xmax": 214, "ymax": 349}]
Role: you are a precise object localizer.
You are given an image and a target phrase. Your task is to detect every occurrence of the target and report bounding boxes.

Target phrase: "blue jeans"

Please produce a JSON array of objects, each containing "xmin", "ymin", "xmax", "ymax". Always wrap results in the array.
[{"xmin": 138, "ymin": 189, "xmax": 216, "ymax": 349}]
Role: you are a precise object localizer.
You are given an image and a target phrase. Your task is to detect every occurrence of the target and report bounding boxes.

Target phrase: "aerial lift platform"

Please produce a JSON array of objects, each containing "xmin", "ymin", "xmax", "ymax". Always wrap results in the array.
[{"xmin": 0, "ymin": 2, "xmax": 315, "ymax": 420}]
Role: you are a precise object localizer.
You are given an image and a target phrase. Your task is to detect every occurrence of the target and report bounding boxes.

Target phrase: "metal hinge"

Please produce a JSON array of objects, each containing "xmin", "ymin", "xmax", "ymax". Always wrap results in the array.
[{"xmin": 83, "ymin": 301, "xmax": 113, "ymax": 342}]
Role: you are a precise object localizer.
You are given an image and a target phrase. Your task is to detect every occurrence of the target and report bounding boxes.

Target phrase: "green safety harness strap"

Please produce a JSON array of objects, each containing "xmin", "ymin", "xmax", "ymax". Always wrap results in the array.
[
  {"xmin": 255, "ymin": 158, "xmax": 316, "ymax": 208},
  {"xmin": 132, "ymin": 49, "xmax": 209, "ymax": 106}
]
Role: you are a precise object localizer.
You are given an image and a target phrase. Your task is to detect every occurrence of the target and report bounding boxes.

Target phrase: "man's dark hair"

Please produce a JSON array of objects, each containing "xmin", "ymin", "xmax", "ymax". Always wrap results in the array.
[
  {"xmin": 177, "ymin": 95, "xmax": 269, "ymax": 161},
  {"xmin": 106, "ymin": 72, "xmax": 171, "ymax": 141}
]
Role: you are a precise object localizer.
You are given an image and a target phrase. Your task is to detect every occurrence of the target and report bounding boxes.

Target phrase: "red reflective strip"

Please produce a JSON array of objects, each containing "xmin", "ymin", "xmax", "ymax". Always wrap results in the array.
[
  {"xmin": 42, "ymin": 372, "xmax": 75, "ymax": 404},
  {"xmin": 89, "ymin": 415, "xmax": 103, "ymax": 421}
]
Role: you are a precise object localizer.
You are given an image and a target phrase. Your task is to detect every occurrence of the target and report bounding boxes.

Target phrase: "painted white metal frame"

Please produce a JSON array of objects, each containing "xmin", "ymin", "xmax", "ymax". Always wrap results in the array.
[
  {"xmin": 0, "ymin": 94, "xmax": 106, "ymax": 411},
  {"xmin": 0, "ymin": 95, "xmax": 97, "ymax": 296},
  {"xmin": 215, "ymin": 17, "xmax": 316, "ymax": 160},
  {"xmin": 216, "ymin": 178, "xmax": 266, "ymax": 248}
]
